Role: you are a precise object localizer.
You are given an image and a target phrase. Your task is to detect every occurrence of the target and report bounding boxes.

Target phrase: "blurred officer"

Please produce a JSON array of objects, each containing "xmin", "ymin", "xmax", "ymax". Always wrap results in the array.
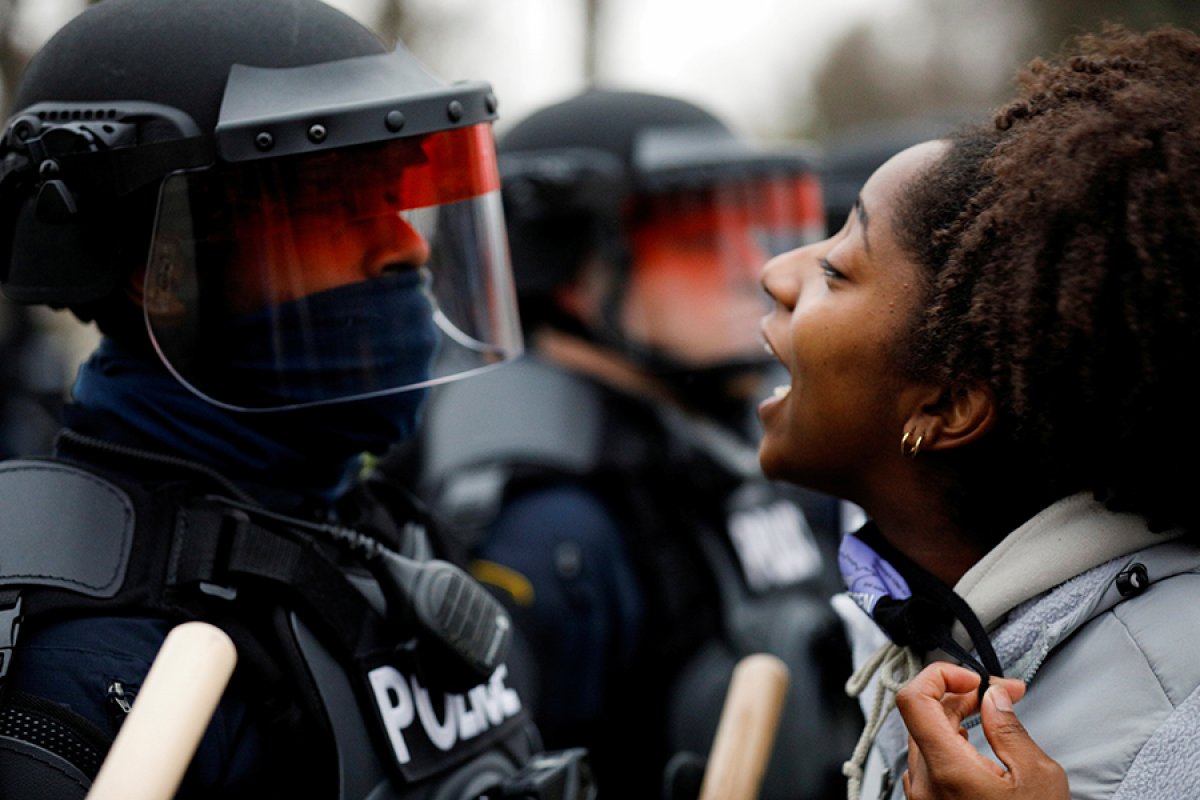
[
  {"xmin": 0, "ymin": 1, "xmax": 594, "ymax": 797},
  {"xmin": 0, "ymin": 298, "xmax": 69, "ymax": 457},
  {"xmin": 389, "ymin": 90, "xmax": 862, "ymax": 799}
]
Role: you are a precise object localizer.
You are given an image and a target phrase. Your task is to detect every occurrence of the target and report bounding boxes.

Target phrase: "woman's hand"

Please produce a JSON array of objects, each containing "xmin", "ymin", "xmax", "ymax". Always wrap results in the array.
[{"xmin": 895, "ymin": 662, "xmax": 1069, "ymax": 800}]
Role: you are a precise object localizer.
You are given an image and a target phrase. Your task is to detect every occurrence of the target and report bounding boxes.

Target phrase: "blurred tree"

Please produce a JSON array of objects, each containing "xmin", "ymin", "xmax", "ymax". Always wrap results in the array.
[
  {"xmin": 808, "ymin": 0, "xmax": 1200, "ymax": 145},
  {"xmin": 374, "ymin": 0, "xmax": 415, "ymax": 49},
  {"xmin": 1023, "ymin": 0, "xmax": 1200, "ymax": 54},
  {"xmin": 808, "ymin": 0, "xmax": 1025, "ymax": 142},
  {"xmin": 809, "ymin": 24, "xmax": 924, "ymax": 138},
  {"xmin": 1, "ymin": 0, "xmax": 26, "ymax": 113},
  {"xmin": 585, "ymin": 0, "xmax": 600, "ymax": 82}
]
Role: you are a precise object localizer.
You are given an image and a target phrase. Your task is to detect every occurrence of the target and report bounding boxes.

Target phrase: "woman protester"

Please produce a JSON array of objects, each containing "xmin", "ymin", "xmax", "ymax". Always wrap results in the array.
[{"xmin": 756, "ymin": 24, "xmax": 1200, "ymax": 800}]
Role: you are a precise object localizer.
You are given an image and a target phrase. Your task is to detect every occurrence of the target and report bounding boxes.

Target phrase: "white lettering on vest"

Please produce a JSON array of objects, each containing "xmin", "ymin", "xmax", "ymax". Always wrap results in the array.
[
  {"xmin": 728, "ymin": 500, "xmax": 822, "ymax": 592},
  {"xmin": 414, "ymin": 677, "xmax": 457, "ymax": 751},
  {"xmin": 367, "ymin": 665, "xmax": 415, "ymax": 764},
  {"xmin": 366, "ymin": 663, "xmax": 523, "ymax": 766}
]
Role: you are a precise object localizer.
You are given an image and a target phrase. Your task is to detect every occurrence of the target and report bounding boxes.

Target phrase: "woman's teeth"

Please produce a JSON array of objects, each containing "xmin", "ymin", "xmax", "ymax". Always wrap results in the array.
[{"xmin": 772, "ymin": 385, "xmax": 791, "ymax": 400}]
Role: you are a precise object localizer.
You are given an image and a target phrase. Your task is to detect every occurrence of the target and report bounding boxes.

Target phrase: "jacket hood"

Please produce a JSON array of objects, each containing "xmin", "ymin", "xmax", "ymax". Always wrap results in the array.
[{"xmin": 954, "ymin": 492, "xmax": 1182, "ymax": 635}]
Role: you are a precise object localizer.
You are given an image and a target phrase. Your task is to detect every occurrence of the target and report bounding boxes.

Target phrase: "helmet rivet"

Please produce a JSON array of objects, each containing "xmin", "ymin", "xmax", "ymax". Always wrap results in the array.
[
  {"xmin": 254, "ymin": 131, "xmax": 275, "ymax": 152},
  {"xmin": 446, "ymin": 100, "xmax": 464, "ymax": 122},
  {"xmin": 307, "ymin": 123, "xmax": 328, "ymax": 144},
  {"xmin": 385, "ymin": 110, "xmax": 406, "ymax": 133},
  {"xmin": 485, "ymin": 92, "xmax": 498, "ymax": 114},
  {"xmin": 39, "ymin": 159, "xmax": 60, "ymax": 177},
  {"xmin": 12, "ymin": 120, "xmax": 35, "ymax": 143}
]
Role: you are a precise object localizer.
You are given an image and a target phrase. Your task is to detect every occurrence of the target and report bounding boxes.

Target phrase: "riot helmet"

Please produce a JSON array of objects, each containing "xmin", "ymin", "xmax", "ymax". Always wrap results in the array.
[
  {"xmin": 498, "ymin": 89, "xmax": 823, "ymax": 380},
  {"xmin": 0, "ymin": 0, "xmax": 522, "ymax": 412}
]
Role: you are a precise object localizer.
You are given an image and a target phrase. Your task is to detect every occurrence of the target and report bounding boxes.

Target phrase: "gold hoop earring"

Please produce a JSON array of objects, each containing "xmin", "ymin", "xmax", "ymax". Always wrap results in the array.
[{"xmin": 901, "ymin": 431, "xmax": 924, "ymax": 458}]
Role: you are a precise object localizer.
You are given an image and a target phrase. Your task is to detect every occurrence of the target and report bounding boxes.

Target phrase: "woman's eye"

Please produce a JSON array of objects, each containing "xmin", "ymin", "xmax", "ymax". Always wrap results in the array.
[{"xmin": 820, "ymin": 257, "xmax": 846, "ymax": 281}]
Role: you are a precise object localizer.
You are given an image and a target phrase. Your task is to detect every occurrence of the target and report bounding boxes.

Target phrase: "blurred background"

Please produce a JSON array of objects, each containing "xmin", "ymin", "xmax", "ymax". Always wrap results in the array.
[
  {"xmin": 2, "ymin": 0, "xmax": 1199, "ymax": 456},
  {"xmin": 8, "ymin": 0, "xmax": 1200, "ymax": 143}
]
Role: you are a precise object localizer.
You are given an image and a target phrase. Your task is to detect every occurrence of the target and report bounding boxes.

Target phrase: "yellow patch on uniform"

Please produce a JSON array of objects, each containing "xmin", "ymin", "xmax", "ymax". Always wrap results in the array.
[{"xmin": 470, "ymin": 559, "xmax": 535, "ymax": 606}]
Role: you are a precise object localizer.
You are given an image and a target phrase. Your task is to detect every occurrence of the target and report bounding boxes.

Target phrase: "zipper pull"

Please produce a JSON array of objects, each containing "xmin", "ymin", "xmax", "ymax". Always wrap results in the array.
[{"xmin": 107, "ymin": 680, "xmax": 133, "ymax": 716}]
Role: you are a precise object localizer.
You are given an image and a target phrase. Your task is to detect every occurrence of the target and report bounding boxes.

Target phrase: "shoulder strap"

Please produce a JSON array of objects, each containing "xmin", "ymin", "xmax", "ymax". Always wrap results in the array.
[
  {"xmin": 0, "ymin": 458, "xmax": 388, "ymax": 664},
  {"xmin": 167, "ymin": 499, "xmax": 389, "ymax": 659},
  {"xmin": 0, "ymin": 457, "xmax": 509, "ymax": 690}
]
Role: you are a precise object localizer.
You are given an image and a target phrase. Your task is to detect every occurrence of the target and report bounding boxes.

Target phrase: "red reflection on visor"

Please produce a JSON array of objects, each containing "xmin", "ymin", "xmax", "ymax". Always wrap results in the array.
[
  {"xmin": 382, "ymin": 122, "xmax": 502, "ymax": 209},
  {"xmin": 416, "ymin": 123, "xmax": 503, "ymax": 207},
  {"xmin": 632, "ymin": 173, "xmax": 823, "ymax": 238},
  {"xmin": 620, "ymin": 174, "xmax": 823, "ymax": 364},
  {"xmin": 240, "ymin": 122, "xmax": 502, "ymax": 214},
  {"xmin": 206, "ymin": 124, "xmax": 502, "ymax": 313}
]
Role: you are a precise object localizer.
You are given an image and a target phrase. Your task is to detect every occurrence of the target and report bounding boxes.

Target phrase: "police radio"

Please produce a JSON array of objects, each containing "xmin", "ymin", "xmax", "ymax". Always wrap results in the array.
[
  {"xmin": 211, "ymin": 498, "xmax": 513, "ymax": 691},
  {"xmin": 368, "ymin": 545, "xmax": 512, "ymax": 689}
]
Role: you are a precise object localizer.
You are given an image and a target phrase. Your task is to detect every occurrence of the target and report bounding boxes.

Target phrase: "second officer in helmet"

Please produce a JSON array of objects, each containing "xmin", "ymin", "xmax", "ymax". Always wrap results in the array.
[{"xmin": 395, "ymin": 89, "xmax": 862, "ymax": 799}]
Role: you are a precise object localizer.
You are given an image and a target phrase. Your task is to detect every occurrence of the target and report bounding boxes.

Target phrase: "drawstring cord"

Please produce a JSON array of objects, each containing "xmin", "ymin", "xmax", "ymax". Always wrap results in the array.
[
  {"xmin": 842, "ymin": 641, "xmax": 922, "ymax": 800},
  {"xmin": 836, "ymin": 526, "xmax": 1006, "ymax": 800}
]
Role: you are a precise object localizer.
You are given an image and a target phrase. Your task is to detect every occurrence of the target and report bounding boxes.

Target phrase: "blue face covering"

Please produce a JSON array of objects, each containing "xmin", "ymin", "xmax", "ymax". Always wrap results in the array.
[
  {"xmin": 838, "ymin": 525, "xmax": 1004, "ymax": 696},
  {"xmin": 839, "ymin": 531, "xmax": 913, "ymax": 619},
  {"xmin": 209, "ymin": 269, "xmax": 438, "ymax": 413},
  {"xmin": 71, "ymin": 271, "xmax": 438, "ymax": 504}
]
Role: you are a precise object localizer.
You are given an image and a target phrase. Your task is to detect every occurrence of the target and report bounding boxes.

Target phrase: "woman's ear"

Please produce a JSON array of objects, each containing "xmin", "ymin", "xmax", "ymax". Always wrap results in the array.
[{"xmin": 903, "ymin": 384, "xmax": 996, "ymax": 454}]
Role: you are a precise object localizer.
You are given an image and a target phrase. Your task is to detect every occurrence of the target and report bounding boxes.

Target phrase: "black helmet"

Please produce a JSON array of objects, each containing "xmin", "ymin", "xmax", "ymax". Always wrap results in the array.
[
  {"xmin": 0, "ymin": 0, "xmax": 522, "ymax": 411},
  {"xmin": 497, "ymin": 89, "xmax": 823, "ymax": 371}
]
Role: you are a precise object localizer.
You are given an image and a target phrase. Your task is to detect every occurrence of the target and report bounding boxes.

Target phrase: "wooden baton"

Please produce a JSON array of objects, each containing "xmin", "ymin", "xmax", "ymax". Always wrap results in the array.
[
  {"xmin": 698, "ymin": 652, "xmax": 791, "ymax": 800},
  {"xmin": 86, "ymin": 621, "xmax": 238, "ymax": 800}
]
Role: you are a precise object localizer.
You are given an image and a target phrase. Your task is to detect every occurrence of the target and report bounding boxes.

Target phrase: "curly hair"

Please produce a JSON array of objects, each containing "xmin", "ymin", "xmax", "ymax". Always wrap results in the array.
[{"xmin": 896, "ymin": 25, "xmax": 1200, "ymax": 534}]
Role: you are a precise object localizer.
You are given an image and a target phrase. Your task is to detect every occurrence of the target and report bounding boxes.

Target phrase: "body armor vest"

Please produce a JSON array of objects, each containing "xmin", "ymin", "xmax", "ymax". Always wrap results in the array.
[{"xmin": 0, "ymin": 439, "xmax": 591, "ymax": 799}]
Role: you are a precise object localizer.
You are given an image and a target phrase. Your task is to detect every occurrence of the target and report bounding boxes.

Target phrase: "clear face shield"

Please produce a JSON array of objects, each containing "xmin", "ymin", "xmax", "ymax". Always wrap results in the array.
[
  {"xmin": 620, "ymin": 171, "xmax": 825, "ymax": 369},
  {"xmin": 142, "ymin": 122, "xmax": 522, "ymax": 411}
]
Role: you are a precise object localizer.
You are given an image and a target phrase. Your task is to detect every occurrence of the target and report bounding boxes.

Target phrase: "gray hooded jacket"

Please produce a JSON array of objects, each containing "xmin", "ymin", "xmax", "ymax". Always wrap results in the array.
[{"xmin": 839, "ymin": 492, "xmax": 1200, "ymax": 800}]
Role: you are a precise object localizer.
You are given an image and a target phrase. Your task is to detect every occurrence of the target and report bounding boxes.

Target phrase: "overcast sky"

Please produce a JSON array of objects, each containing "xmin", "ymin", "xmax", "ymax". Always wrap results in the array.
[
  {"xmin": 9, "ymin": 0, "xmax": 916, "ymax": 141},
  {"xmin": 361, "ymin": 0, "xmax": 918, "ymax": 140},
  {"xmin": 375, "ymin": 0, "xmax": 916, "ymax": 139}
]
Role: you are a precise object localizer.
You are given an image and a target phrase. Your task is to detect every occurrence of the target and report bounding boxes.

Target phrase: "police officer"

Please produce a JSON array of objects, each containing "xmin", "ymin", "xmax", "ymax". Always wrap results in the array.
[
  {"xmin": 0, "ymin": 1, "xmax": 593, "ymax": 797},
  {"xmin": 391, "ymin": 90, "xmax": 862, "ymax": 799}
]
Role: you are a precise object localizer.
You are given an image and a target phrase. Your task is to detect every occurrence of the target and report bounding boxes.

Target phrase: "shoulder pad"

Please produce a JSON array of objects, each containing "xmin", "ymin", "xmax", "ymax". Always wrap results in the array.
[
  {"xmin": 0, "ymin": 459, "xmax": 133, "ymax": 597},
  {"xmin": 421, "ymin": 356, "xmax": 606, "ymax": 484}
]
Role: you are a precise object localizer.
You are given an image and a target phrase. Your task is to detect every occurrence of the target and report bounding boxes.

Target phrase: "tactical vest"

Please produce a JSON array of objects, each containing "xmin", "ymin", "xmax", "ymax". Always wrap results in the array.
[
  {"xmin": 405, "ymin": 356, "xmax": 862, "ymax": 800},
  {"xmin": 0, "ymin": 435, "xmax": 590, "ymax": 800}
]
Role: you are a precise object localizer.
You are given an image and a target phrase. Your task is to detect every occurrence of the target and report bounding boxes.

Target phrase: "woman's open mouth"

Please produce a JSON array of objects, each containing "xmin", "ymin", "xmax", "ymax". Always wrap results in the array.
[{"xmin": 757, "ymin": 335, "xmax": 793, "ymax": 411}]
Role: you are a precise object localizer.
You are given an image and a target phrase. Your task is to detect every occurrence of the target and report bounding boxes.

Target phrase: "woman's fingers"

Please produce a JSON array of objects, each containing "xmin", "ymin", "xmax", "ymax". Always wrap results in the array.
[
  {"xmin": 979, "ymin": 685, "xmax": 1069, "ymax": 795},
  {"xmin": 987, "ymin": 676, "xmax": 1026, "ymax": 706},
  {"xmin": 897, "ymin": 664, "xmax": 1070, "ymax": 800},
  {"xmin": 896, "ymin": 663, "xmax": 1005, "ymax": 779},
  {"xmin": 905, "ymin": 734, "xmax": 930, "ymax": 796}
]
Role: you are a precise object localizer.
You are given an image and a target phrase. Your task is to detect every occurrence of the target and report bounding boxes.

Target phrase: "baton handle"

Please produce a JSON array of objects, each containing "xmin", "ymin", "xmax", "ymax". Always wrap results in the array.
[
  {"xmin": 86, "ymin": 621, "xmax": 238, "ymax": 800},
  {"xmin": 698, "ymin": 653, "xmax": 791, "ymax": 800}
]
